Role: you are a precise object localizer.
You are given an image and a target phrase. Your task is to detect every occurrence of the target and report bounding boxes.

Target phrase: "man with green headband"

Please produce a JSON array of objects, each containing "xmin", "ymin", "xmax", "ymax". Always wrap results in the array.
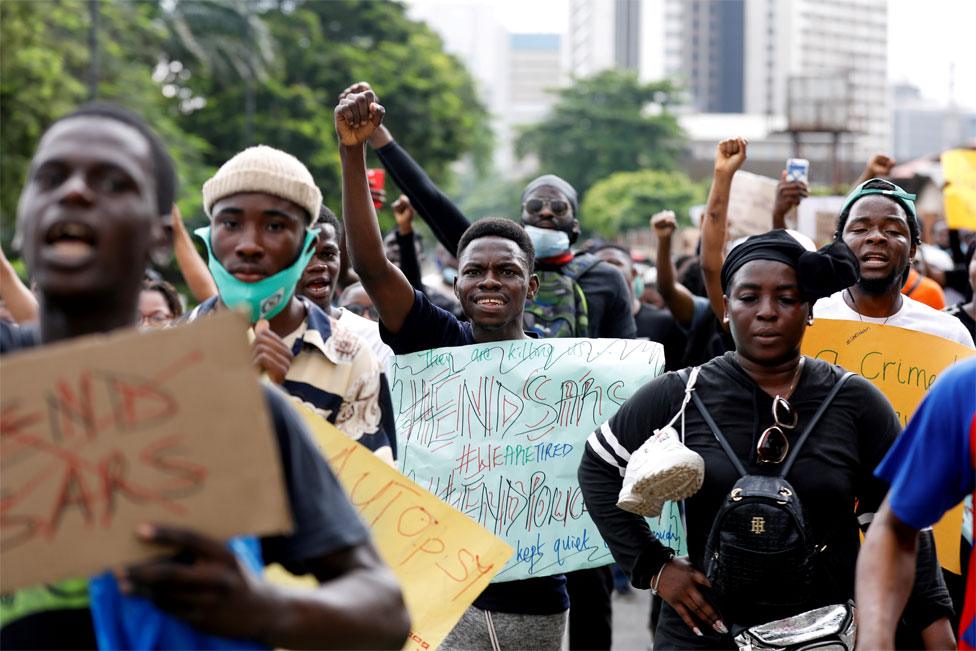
[
  {"xmin": 188, "ymin": 145, "xmax": 393, "ymax": 461},
  {"xmin": 813, "ymin": 178, "xmax": 973, "ymax": 348}
]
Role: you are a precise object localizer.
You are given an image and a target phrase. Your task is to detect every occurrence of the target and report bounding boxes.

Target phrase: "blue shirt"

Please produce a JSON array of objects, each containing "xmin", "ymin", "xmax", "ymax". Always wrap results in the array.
[{"xmin": 875, "ymin": 357, "xmax": 976, "ymax": 531}]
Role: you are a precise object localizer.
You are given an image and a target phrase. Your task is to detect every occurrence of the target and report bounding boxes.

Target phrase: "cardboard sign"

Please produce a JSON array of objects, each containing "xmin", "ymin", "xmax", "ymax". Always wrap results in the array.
[
  {"xmin": 802, "ymin": 319, "xmax": 976, "ymax": 573},
  {"xmin": 796, "ymin": 196, "xmax": 846, "ymax": 246},
  {"xmin": 0, "ymin": 311, "xmax": 292, "ymax": 592},
  {"xmin": 389, "ymin": 338, "xmax": 684, "ymax": 581},
  {"xmin": 727, "ymin": 171, "xmax": 779, "ymax": 239},
  {"xmin": 267, "ymin": 411, "xmax": 514, "ymax": 651},
  {"xmin": 942, "ymin": 149, "xmax": 976, "ymax": 230}
]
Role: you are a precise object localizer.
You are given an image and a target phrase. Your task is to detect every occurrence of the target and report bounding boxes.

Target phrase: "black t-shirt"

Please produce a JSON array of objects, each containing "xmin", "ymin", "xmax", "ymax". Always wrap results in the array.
[
  {"xmin": 581, "ymin": 354, "xmax": 900, "ymax": 615},
  {"xmin": 946, "ymin": 302, "xmax": 976, "ymax": 341},
  {"xmin": 0, "ymin": 334, "xmax": 369, "ymax": 649},
  {"xmin": 633, "ymin": 303, "xmax": 686, "ymax": 371},
  {"xmin": 380, "ymin": 290, "xmax": 569, "ymax": 615}
]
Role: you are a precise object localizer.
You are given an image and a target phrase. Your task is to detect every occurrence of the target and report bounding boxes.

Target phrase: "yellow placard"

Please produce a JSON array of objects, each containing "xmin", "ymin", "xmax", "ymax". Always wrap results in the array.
[
  {"xmin": 802, "ymin": 320, "xmax": 975, "ymax": 574},
  {"xmin": 942, "ymin": 149, "xmax": 976, "ymax": 231},
  {"xmin": 267, "ymin": 407, "xmax": 513, "ymax": 651}
]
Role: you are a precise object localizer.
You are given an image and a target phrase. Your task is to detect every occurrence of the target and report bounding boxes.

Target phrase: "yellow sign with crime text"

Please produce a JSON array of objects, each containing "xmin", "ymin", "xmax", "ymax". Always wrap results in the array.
[{"xmin": 802, "ymin": 320, "xmax": 975, "ymax": 574}]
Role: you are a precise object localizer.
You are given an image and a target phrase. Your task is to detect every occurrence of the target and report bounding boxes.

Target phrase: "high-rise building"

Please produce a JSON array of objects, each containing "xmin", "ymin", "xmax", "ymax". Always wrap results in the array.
[
  {"xmin": 681, "ymin": 0, "xmax": 745, "ymax": 113},
  {"xmin": 567, "ymin": 0, "xmax": 683, "ymax": 83},
  {"xmin": 742, "ymin": 0, "xmax": 889, "ymax": 158}
]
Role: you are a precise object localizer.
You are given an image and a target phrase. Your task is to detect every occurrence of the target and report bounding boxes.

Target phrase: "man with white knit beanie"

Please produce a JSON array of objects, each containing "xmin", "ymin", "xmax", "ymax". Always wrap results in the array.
[{"xmin": 188, "ymin": 145, "xmax": 394, "ymax": 462}]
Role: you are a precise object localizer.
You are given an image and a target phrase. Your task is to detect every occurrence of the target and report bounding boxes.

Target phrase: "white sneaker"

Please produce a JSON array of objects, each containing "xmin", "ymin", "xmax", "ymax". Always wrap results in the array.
[{"xmin": 617, "ymin": 425, "xmax": 704, "ymax": 517}]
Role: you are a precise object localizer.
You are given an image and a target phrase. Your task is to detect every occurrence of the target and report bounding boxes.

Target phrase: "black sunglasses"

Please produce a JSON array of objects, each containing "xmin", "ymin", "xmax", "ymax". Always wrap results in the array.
[
  {"xmin": 756, "ymin": 396, "xmax": 798, "ymax": 464},
  {"xmin": 523, "ymin": 198, "xmax": 570, "ymax": 217}
]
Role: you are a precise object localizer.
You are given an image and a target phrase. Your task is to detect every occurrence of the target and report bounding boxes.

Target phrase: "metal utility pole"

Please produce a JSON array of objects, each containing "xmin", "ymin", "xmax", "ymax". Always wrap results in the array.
[{"xmin": 88, "ymin": 0, "xmax": 100, "ymax": 99}]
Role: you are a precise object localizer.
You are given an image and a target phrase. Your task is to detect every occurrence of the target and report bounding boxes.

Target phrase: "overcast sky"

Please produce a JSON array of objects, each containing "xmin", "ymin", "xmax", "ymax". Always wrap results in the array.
[{"xmin": 407, "ymin": 0, "xmax": 975, "ymax": 109}]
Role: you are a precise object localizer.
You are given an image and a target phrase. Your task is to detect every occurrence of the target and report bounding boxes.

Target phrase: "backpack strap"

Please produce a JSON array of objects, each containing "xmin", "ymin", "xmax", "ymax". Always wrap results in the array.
[
  {"xmin": 562, "ymin": 252, "xmax": 601, "ymax": 282},
  {"xmin": 685, "ymin": 370, "xmax": 749, "ymax": 477},
  {"xmin": 779, "ymin": 371, "xmax": 855, "ymax": 477}
]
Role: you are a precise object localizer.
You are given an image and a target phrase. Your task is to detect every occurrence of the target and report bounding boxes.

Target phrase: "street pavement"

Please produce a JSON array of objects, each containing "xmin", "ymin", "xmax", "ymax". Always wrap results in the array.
[{"xmin": 611, "ymin": 587, "xmax": 653, "ymax": 650}]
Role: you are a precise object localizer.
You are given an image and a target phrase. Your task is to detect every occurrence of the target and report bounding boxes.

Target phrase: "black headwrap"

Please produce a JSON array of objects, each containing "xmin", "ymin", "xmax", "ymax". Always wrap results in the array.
[
  {"xmin": 521, "ymin": 174, "xmax": 579, "ymax": 216},
  {"xmin": 721, "ymin": 230, "xmax": 859, "ymax": 302}
]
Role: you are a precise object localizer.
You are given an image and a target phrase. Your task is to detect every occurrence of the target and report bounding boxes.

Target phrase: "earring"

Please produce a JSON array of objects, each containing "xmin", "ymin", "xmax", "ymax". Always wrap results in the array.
[{"xmin": 807, "ymin": 316, "xmax": 814, "ymax": 325}]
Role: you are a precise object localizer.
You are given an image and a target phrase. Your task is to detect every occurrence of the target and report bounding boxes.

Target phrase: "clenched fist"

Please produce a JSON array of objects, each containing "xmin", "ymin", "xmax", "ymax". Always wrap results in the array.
[
  {"xmin": 334, "ymin": 91, "xmax": 385, "ymax": 147},
  {"xmin": 714, "ymin": 137, "xmax": 748, "ymax": 177}
]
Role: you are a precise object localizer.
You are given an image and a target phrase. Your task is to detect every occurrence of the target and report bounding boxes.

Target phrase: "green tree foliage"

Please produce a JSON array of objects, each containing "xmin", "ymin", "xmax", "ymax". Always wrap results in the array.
[
  {"xmin": 1, "ymin": 0, "xmax": 490, "ymax": 247},
  {"xmin": 0, "ymin": 0, "xmax": 210, "ymax": 243},
  {"xmin": 516, "ymin": 69, "xmax": 685, "ymax": 198},
  {"xmin": 174, "ymin": 0, "xmax": 490, "ymax": 216},
  {"xmin": 580, "ymin": 169, "xmax": 704, "ymax": 237}
]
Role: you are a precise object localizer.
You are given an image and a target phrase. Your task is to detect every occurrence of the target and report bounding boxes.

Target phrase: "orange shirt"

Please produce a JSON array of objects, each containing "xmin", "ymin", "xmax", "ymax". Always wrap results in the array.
[{"xmin": 902, "ymin": 268, "xmax": 946, "ymax": 310}]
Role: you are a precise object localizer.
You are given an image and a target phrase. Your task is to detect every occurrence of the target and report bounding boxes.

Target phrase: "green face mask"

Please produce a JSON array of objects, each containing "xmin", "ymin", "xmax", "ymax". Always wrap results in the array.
[{"xmin": 195, "ymin": 226, "xmax": 318, "ymax": 323}]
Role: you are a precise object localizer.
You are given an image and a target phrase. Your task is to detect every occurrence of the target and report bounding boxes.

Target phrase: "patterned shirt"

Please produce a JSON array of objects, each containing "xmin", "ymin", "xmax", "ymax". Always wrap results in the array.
[{"xmin": 189, "ymin": 297, "xmax": 391, "ymax": 461}]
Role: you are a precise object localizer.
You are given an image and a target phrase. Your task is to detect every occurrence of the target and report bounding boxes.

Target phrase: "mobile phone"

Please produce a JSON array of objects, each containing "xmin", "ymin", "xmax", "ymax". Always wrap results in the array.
[
  {"xmin": 786, "ymin": 158, "xmax": 809, "ymax": 184},
  {"xmin": 366, "ymin": 168, "xmax": 385, "ymax": 209}
]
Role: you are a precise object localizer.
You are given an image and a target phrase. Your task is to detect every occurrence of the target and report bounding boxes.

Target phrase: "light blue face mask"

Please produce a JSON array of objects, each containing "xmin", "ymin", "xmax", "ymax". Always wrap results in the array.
[
  {"xmin": 442, "ymin": 266, "xmax": 458, "ymax": 285},
  {"xmin": 524, "ymin": 224, "xmax": 571, "ymax": 259},
  {"xmin": 632, "ymin": 274, "xmax": 645, "ymax": 300},
  {"xmin": 195, "ymin": 226, "xmax": 318, "ymax": 323}
]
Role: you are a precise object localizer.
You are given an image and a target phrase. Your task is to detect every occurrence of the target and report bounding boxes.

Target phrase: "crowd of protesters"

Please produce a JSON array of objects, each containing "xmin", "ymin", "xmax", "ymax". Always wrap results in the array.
[{"xmin": 1, "ymin": 80, "xmax": 973, "ymax": 651}]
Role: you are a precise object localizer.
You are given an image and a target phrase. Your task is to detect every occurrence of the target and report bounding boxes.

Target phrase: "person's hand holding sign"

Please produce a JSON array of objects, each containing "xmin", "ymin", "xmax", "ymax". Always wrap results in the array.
[
  {"xmin": 121, "ymin": 524, "xmax": 277, "ymax": 642},
  {"xmin": 253, "ymin": 319, "xmax": 293, "ymax": 384}
]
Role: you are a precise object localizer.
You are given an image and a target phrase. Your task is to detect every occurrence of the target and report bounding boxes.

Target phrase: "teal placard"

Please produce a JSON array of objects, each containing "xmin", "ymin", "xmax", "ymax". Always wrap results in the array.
[{"xmin": 390, "ymin": 338, "xmax": 687, "ymax": 581}]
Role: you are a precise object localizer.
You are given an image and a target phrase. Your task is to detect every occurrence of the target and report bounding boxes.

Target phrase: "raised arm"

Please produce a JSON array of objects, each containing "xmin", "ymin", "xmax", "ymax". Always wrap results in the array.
[
  {"xmin": 651, "ymin": 210, "xmax": 696, "ymax": 327},
  {"xmin": 0, "ymin": 244, "xmax": 38, "ymax": 323},
  {"xmin": 700, "ymin": 138, "xmax": 747, "ymax": 323},
  {"xmin": 853, "ymin": 153, "xmax": 896, "ymax": 188},
  {"xmin": 171, "ymin": 204, "xmax": 218, "ymax": 302},
  {"xmin": 340, "ymin": 82, "xmax": 471, "ymax": 256},
  {"xmin": 391, "ymin": 195, "xmax": 424, "ymax": 292},
  {"xmin": 336, "ymin": 92, "xmax": 415, "ymax": 334},
  {"xmin": 771, "ymin": 170, "xmax": 809, "ymax": 231}
]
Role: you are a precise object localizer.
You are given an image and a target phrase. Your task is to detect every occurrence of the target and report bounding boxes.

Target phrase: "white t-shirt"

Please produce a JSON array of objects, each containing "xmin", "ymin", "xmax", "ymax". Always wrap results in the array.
[
  {"xmin": 814, "ymin": 291, "xmax": 976, "ymax": 349},
  {"xmin": 336, "ymin": 307, "xmax": 394, "ymax": 369}
]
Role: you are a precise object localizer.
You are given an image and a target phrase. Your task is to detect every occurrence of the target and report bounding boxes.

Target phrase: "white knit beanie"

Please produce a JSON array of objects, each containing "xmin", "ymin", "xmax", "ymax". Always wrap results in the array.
[{"xmin": 202, "ymin": 145, "xmax": 322, "ymax": 223}]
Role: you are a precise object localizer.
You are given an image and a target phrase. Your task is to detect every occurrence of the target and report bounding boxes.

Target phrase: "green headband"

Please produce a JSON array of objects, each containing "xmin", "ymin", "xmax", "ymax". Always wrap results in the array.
[{"xmin": 840, "ymin": 178, "xmax": 918, "ymax": 221}]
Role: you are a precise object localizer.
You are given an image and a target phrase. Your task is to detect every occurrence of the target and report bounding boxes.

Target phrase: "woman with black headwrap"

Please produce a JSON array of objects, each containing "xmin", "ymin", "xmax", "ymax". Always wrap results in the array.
[{"xmin": 579, "ymin": 230, "xmax": 952, "ymax": 649}]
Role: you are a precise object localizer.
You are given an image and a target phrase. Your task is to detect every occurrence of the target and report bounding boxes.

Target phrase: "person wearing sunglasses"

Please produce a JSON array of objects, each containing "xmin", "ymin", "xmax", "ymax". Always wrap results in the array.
[
  {"xmin": 579, "ymin": 229, "xmax": 953, "ymax": 649},
  {"xmin": 813, "ymin": 178, "xmax": 974, "ymax": 348}
]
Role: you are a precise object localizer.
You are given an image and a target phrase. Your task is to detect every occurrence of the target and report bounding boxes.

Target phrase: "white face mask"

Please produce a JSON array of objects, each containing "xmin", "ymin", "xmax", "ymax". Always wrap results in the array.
[{"xmin": 524, "ymin": 225, "xmax": 571, "ymax": 259}]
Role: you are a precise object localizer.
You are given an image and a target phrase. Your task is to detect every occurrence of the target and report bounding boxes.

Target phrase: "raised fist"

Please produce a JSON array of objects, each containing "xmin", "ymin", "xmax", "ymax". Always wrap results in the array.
[
  {"xmin": 651, "ymin": 210, "xmax": 677, "ymax": 239},
  {"xmin": 339, "ymin": 81, "xmax": 375, "ymax": 103},
  {"xmin": 863, "ymin": 154, "xmax": 895, "ymax": 180},
  {"xmin": 392, "ymin": 195, "xmax": 414, "ymax": 234},
  {"xmin": 334, "ymin": 91, "xmax": 385, "ymax": 147},
  {"xmin": 714, "ymin": 137, "xmax": 748, "ymax": 177}
]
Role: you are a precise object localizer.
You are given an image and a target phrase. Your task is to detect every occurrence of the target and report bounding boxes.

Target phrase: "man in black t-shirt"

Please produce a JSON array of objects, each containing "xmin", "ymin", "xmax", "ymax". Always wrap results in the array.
[
  {"xmin": 0, "ymin": 102, "xmax": 409, "ymax": 650},
  {"xmin": 337, "ymin": 91, "xmax": 574, "ymax": 650}
]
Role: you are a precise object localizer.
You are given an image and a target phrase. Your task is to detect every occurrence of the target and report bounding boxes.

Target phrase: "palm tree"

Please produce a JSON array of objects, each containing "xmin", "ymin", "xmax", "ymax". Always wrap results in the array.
[{"xmin": 160, "ymin": 0, "xmax": 276, "ymax": 143}]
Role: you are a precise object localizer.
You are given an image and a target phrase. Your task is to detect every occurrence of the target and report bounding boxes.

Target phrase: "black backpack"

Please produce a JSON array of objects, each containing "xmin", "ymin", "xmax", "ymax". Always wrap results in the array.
[{"xmin": 686, "ymin": 369, "xmax": 854, "ymax": 624}]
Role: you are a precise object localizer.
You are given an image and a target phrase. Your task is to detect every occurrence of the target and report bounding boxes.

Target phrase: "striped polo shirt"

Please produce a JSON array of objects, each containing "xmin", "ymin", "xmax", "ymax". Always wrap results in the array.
[{"xmin": 188, "ymin": 296, "xmax": 392, "ymax": 462}]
